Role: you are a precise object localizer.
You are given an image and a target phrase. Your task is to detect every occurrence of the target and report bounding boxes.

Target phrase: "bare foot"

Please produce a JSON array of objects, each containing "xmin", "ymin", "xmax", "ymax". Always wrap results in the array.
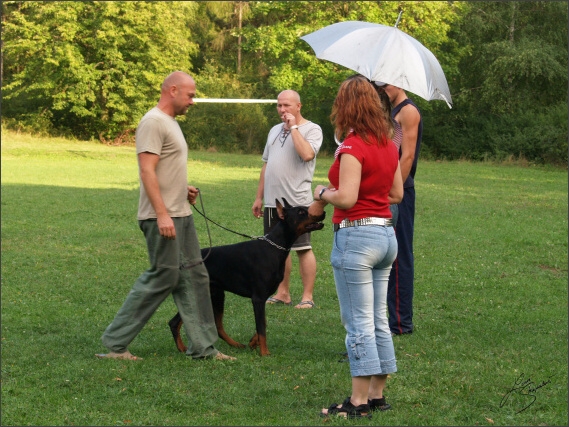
[
  {"xmin": 95, "ymin": 350, "xmax": 142, "ymax": 360},
  {"xmin": 214, "ymin": 352, "xmax": 236, "ymax": 361}
]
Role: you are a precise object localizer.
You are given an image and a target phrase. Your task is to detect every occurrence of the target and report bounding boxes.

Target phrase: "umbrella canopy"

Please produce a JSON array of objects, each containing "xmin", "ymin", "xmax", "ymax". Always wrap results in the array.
[{"xmin": 301, "ymin": 20, "xmax": 452, "ymax": 108}]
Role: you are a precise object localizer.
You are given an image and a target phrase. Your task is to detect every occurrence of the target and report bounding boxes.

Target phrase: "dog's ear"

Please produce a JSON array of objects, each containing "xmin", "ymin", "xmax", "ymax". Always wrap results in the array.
[
  {"xmin": 275, "ymin": 199, "xmax": 285, "ymax": 219},
  {"xmin": 281, "ymin": 198, "xmax": 292, "ymax": 208}
]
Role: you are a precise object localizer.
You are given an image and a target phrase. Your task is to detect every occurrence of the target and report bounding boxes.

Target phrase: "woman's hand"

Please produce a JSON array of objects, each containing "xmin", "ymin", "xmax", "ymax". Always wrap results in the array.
[
  {"xmin": 308, "ymin": 200, "xmax": 326, "ymax": 218},
  {"xmin": 313, "ymin": 185, "xmax": 328, "ymax": 201}
]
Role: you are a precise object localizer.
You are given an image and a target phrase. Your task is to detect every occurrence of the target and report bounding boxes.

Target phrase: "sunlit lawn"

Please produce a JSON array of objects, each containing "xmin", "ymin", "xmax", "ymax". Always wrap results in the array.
[{"xmin": 2, "ymin": 130, "xmax": 567, "ymax": 426}]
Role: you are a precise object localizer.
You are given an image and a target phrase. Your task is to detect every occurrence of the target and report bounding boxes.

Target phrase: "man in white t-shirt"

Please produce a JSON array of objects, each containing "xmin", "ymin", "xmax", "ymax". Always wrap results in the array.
[
  {"xmin": 252, "ymin": 90, "xmax": 323, "ymax": 309},
  {"xmin": 97, "ymin": 71, "xmax": 235, "ymax": 361}
]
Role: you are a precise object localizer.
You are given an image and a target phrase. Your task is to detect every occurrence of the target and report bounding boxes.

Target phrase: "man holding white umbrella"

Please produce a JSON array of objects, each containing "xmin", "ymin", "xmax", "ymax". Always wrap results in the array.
[{"xmin": 375, "ymin": 82, "xmax": 422, "ymax": 336}]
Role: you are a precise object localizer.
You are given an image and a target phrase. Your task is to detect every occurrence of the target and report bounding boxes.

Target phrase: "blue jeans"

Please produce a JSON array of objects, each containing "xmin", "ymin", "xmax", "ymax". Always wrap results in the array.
[{"xmin": 331, "ymin": 225, "xmax": 398, "ymax": 377}]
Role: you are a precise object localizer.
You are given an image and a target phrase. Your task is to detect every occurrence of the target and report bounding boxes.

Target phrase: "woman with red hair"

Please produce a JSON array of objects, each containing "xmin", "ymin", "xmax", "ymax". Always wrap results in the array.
[{"xmin": 310, "ymin": 75, "xmax": 403, "ymax": 419}]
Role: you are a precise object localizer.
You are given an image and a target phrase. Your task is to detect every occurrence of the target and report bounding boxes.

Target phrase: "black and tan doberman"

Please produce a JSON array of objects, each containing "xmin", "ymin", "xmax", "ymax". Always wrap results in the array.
[{"xmin": 168, "ymin": 198, "xmax": 325, "ymax": 356}]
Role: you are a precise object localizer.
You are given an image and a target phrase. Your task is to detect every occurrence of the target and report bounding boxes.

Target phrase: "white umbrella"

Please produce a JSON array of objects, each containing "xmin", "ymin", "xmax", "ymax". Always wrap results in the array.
[{"xmin": 301, "ymin": 20, "xmax": 452, "ymax": 108}]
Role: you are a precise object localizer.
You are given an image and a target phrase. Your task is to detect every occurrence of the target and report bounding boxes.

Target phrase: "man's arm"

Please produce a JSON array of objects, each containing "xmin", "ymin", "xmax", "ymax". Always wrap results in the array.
[
  {"xmin": 138, "ymin": 151, "xmax": 176, "ymax": 239},
  {"xmin": 388, "ymin": 161, "xmax": 404, "ymax": 204},
  {"xmin": 252, "ymin": 162, "xmax": 267, "ymax": 218},
  {"xmin": 397, "ymin": 104, "xmax": 421, "ymax": 182},
  {"xmin": 290, "ymin": 127, "xmax": 316, "ymax": 162}
]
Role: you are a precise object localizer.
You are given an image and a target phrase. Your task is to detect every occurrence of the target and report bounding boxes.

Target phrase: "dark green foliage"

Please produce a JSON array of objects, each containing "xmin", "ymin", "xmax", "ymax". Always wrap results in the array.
[
  {"xmin": 1, "ymin": 1, "xmax": 567, "ymax": 163},
  {"xmin": 433, "ymin": 1, "xmax": 568, "ymax": 164},
  {"xmin": 2, "ymin": 1, "xmax": 198, "ymax": 142},
  {"xmin": 422, "ymin": 101, "xmax": 568, "ymax": 165}
]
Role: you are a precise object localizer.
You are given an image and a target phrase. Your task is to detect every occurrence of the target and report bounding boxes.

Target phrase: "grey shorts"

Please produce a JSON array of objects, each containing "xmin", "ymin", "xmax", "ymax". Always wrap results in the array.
[{"xmin": 263, "ymin": 207, "xmax": 312, "ymax": 251}]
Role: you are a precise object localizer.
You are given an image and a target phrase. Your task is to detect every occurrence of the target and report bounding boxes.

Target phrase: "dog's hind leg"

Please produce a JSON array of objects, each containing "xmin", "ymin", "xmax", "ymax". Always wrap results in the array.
[
  {"xmin": 248, "ymin": 333, "xmax": 259, "ymax": 350},
  {"xmin": 168, "ymin": 312, "xmax": 188, "ymax": 353},
  {"xmin": 211, "ymin": 289, "xmax": 245, "ymax": 349},
  {"xmin": 215, "ymin": 311, "xmax": 245, "ymax": 349}
]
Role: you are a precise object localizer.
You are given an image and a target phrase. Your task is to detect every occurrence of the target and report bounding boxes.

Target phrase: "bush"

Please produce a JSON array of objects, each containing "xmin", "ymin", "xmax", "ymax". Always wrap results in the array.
[
  {"xmin": 421, "ymin": 102, "xmax": 568, "ymax": 165},
  {"xmin": 1, "ymin": 111, "xmax": 57, "ymax": 138},
  {"xmin": 493, "ymin": 102, "xmax": 568, "ymax": 165}
]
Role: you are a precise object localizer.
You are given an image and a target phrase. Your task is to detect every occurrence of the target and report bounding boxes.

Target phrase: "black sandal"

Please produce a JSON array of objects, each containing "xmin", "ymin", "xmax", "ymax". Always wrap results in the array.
[
  {"xmin": 321, "ymin": 397, "xmax": 372, "ymax": 419},
  {"xmin": 369, "ymin": 396, "xmax": 392, "ymax": 411}
]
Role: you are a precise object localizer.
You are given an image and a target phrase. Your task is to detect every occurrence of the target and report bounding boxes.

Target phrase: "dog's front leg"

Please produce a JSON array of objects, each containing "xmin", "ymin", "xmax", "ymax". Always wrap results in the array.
[
  {"xmin": 258, "ymin": 335, "xmax": 270, "ymax": 356},
  {"xmin": 250, "ymin": 300, "xmax": 270, "ymax": 356}
]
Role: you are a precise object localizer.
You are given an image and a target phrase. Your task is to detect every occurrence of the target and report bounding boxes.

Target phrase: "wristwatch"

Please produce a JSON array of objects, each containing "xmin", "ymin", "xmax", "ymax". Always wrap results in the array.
[
  {"xmin": 290, "ymin": 125, "xmax": 299, "ymax": 130},
  {"xmin": 319, "ymin": 187, "xmax": 328, "ymax": 200}
]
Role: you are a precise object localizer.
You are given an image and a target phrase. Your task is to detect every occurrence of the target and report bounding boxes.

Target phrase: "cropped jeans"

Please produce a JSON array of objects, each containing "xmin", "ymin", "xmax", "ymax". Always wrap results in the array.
[{"xmin": 331, "ymin": 224, "xmax": 398, "ymax": 377}]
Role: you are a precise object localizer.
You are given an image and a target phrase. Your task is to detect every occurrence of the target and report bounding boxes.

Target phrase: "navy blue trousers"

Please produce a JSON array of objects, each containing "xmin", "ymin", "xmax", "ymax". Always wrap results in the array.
[{"xmin": 388, "ymin": 186, "xmax": 415, "ymax": 334}]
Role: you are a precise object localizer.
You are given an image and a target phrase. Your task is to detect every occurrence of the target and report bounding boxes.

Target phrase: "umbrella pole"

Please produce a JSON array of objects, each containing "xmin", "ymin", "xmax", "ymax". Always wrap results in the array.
[
  {"xmin": 395, "ymin": 10, "xmax": 403, "ymax": 28},
  {"xmin": 437, "ymin": 90, "xmax": 453, "ymax": 109}
]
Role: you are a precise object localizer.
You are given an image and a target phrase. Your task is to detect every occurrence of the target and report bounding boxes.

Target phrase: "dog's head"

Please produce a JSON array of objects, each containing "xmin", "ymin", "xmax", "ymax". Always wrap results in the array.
[{"xmin": 275, "ymin": 198, "xmax": 325, "ymax": 237}]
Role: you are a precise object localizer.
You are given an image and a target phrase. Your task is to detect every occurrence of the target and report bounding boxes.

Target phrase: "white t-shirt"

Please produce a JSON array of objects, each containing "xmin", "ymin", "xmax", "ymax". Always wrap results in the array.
[{"xmin": 262, "ymin": 121, "xmax": 323, "ymax": 207}]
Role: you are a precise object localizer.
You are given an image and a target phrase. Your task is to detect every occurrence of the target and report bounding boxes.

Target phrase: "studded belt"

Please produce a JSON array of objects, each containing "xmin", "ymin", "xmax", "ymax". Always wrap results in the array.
[{"xmin": 333, "ymin": 217, "xmax": 393, "ymax": 232}]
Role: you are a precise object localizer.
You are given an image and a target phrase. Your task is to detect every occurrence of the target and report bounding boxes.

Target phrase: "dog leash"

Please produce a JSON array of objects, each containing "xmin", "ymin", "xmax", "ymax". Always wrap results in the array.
[
  {"xmin": 192, "ymin": 190, "xmax": 289, "ymax": 251},
  {"xmin": 182, "ymin": 189, "xmax": 290, "ymax": 270},
  {"xmin": 191, "ymin": 191, "xmax": 259, "ymax": 240},
  {"xmin": 192, "ymin": 193, "xmax": 287, "ymax": 250},
  {"xmin": 181, "ymin": 188, "xmax": 262, "ymax": 270},
  {"xmin": 180, "ymin": 188, "xmax": 215, "ymax": 270}
]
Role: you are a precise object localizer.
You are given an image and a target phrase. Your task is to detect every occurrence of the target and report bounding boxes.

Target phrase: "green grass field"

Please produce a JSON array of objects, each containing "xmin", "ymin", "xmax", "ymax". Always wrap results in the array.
[{"xmin": 2, "ymin": 130, "xmax": 567, "ymax": 426}]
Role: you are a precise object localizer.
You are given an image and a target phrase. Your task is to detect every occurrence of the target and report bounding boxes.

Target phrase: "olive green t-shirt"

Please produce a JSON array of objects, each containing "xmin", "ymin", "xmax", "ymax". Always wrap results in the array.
[{"xmin": 135, "ymin": 107, "xmax": 192, "ymax": 220}]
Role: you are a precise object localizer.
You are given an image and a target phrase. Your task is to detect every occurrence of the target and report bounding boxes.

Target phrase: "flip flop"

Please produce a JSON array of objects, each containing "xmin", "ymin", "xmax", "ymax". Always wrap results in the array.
[
  {"xmin": 295, "ymin": 300, "xmax": 315, "ymax": 309},
  {"xmin": 266, "ymin": 296, "xmax": 292, "ymax": 305}
]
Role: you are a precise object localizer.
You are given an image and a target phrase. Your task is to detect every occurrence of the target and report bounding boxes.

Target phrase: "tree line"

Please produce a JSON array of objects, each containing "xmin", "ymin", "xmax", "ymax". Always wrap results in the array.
[{"xmin": 2, "ymin": 1, "xmax": 567, "ymax": 164}]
